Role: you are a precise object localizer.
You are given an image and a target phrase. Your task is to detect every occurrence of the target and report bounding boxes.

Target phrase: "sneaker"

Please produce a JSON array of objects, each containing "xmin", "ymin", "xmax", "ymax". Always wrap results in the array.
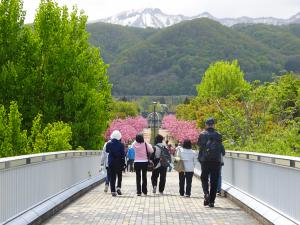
[
  {"xmin": 159, "ymin": 192, "xmax": 163, "ymax": 195},
  {"xmin": 153, "ymin": 186, "xmax": 157, "ymax": 194},
  {"xmin": 104, "ymin": 184, "xmax": 109, "ymax": 193},
  {"xmin": 204, "ymin": 194, "xmax": 209, "ymax": 206},
  {"xmin": 112, "ymin": 192, "xmax": 117, "ymax": 197},
  {"xmin": 217, "ymin": 191, "xmax": 221, "ymax": 196},
  {"xmin": 209, "ymin": 202, "xmax": 214, "ymax": 208},
  {"xmin": 137, "ymin": 193, "xmax": 141, "ymax": 196},
  {"xmin": 185, "ymin": 195, "xmax": 190, "ymax": 198},
  {"xmin": 116, "ymin": 188, "xmax": 122, "ymax": 195}
]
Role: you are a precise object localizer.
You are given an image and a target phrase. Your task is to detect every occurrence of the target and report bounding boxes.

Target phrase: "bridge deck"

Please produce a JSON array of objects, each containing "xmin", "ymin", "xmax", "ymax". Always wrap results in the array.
[{"xmin": 44, "ymin": 172, "xmax": 259, "ymax": 225}]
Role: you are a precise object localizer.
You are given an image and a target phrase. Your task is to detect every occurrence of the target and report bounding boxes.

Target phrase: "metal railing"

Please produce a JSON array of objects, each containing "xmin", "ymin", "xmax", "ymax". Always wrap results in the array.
[
  {"xmin": 1, "ymin": 149, "xmax": 299, "ymax": 224},
  {"xmin": 0, "ymin": 151, "xmax": 103, "ymax": 224},
  {"xmin": 223, "ymin": 151, "xmax": 300, "ymax": 224}
]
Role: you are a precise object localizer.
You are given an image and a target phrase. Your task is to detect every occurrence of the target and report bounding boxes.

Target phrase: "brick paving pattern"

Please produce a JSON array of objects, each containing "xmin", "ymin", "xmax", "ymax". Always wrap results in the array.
[{"xmin": 44, "ymin": 172, "xmax": 260, "ymax": 225}]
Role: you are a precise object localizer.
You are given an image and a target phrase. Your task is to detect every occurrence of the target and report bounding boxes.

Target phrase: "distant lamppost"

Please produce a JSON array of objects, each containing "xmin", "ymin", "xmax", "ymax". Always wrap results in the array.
[{"xmin": 152, "ymin": 101, "xmax": 157, "ymax": 141}]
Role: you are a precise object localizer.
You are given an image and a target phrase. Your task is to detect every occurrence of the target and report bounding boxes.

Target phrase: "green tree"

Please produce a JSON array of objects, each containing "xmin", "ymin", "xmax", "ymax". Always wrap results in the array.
[
  {"xmin": 266, "ymin": 74, "xmax": 300, "ymax": 121},
  {"xmin": 27, "ymin": 114, "xmax": 46, "ymax": 153},
  {"xmin": 197, "ymin": 60, "xmax": 250, "ymax": 98},
  {"xmin": 31, "ymin": 0, "xmax": 111, "ymax": 148},
  {"xmin": 110, "ymin": 101, "xmax": 139, "ymax": 119},
  {"xmin": 0, "ymin": 102, "xmax": 28, "ymax": 157},
  {"xmin": 6, "ymin": 102, "xmax": 28, "ymax": 156},
  {"xmin": 41, "ymin": 121, "xmax": 72, "ymax": 152},
  {"xmin": 0, "ymin": 0, "xmax": 111, "ymax": 150},
  {"xmin": 0, "ymin": 0, "xmax": 25, "ymax": 65},
  {"xmin": 0, "ymin": 102, "xmax": 73, "ymax": 157}
]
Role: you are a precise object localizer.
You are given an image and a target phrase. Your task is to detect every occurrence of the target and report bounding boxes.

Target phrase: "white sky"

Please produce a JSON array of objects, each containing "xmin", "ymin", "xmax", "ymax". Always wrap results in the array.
[{"xmin": 23, "ymin": 0, "xmax": 300, "ymax": 23}]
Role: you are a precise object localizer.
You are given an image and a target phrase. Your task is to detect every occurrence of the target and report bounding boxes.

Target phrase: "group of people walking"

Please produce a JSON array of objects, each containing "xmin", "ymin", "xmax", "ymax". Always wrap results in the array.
[{"xmin": 100, "ymin": 118, "xmax": 225, "ymax": 207}]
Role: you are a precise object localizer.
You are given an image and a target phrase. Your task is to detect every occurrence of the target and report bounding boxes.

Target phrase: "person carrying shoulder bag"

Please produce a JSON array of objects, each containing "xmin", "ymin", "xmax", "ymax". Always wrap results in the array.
[
  {"xmin": 177, "ymin": 139, "xmax": 197, "ymax": 197},
  {"xmin": 133, "ymin": 133, "xmax": 154, "ymax": 196}
]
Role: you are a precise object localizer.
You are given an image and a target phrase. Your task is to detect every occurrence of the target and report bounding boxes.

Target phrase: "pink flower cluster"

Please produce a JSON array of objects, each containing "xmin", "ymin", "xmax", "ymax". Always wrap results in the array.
[
  {"xmin": 162, "ymin": 115, "xmax": 200, "ymax": 144},
  {"xmin": 105, "ymin": 116, "xmax": 148, "ymax": 144}
]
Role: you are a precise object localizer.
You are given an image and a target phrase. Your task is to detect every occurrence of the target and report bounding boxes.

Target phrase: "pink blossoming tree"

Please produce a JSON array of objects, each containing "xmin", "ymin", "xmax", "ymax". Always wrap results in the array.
[
  {"xmin": 105, "ymin": 116, "xmax": 148, "ymax": 144},
  {"xmin": 162, "ymin": 115, "xmax": 200, "ymax": 144}
]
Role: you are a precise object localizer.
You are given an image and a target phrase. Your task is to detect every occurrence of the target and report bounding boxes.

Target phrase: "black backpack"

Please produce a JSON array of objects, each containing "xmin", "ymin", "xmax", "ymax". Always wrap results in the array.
[
  {"xmin": 156, "ymin": 145, "xmax": 171, "ymax": 167},
  {"xmin": 200, "ymin": 131, "xmax": 222, "ymax": 162}
]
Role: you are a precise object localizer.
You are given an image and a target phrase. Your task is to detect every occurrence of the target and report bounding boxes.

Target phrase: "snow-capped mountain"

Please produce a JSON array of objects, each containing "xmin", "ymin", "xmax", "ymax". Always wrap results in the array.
[
  {"xmin": 99, "ymin": 8, "xmax": 187, "ymax": 28},
  {"xmin": 97, "ymin": 8, "xmax": 300, "ymax": 28}
]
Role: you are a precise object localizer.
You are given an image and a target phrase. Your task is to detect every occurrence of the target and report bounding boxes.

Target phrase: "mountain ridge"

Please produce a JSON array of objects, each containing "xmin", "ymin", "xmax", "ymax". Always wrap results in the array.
[
  {"xmin": 95, "ymin": 8, "xmax": 300, "ymax": 28},
  {"xmin": 86, "ymin": 18, "xmax": 300, "ymax": 96}
]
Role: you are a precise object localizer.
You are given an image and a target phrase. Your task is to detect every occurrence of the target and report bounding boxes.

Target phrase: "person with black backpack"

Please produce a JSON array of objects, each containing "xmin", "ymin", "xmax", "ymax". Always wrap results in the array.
[
  {"xmin": 151, "ymin": 134, "xmax": 171, "ymax": 195},
  {"xmin": 198, "ymin": 118, "xmax": 225, "ymax": 207}
]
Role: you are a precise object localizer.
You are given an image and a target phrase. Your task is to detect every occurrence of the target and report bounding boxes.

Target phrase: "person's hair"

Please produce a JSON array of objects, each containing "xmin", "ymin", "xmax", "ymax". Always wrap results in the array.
[
  {"xmin": 110, "ymin": 130, "xmax": 122, "ymax": 140},
  {"xmin": 155, "ymin": 134, "xmax": 164, "ymax": 144},
  {"xmin": 175, "ymin": 143, "xmax": 178, "ymax": 147},
  {"xmin": 166, "ymin": 140, "xmax": 169, "ymax": 145},
  {"xmin": 182, "ymin": 139, "xmax": 192, "ymax": 149},
  {"xmin": 135, "ymin": 133, "xmax": 144, "ymax": 143}
]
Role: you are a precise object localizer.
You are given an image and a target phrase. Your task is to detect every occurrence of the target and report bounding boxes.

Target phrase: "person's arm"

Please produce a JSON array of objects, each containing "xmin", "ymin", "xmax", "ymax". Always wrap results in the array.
[
  {"xmin": 197, "ymin": 133, "xmax": 206, "ymax": 162},
  {"xmin": 120, "ymin": 143, "xmax": 125, "ymax": 158},
  {"xmin": 193, "ymin": 151, "xmax": 198, "ymax": 166},
  {"xmin": 120, "ymin": 143, "xmax": 126, "ymax": 166},
  {"xmin": 146, "ymin": 143, "xmax": 154, "ymax": 154},
  {"xmin": 218, "ymin": 134, "xmax": 226, "ymax": 156},
  {"xmin": 105, "ymin": 142, "xmax": 110, "ymax": 153},
  {"xmin": 197, "ymin": 134, "xmax": 202, "ymax": 150}
]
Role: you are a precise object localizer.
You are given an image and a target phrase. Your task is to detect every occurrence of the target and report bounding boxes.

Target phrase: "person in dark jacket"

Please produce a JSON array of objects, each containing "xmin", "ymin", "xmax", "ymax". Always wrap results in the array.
[
  {"xmin": 198, "ymin": 118, "xmax": 225, "ymax": 207},
  {"xmin": 106, "ymin": 130, "xmax": 125, "ymax": 197}
]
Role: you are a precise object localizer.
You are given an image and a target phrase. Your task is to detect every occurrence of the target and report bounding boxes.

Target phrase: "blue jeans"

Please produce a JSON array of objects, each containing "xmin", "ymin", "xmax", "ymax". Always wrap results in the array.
[{"xmin": 105, "ymin": 167, "xmax": 110, "ymax": 185}]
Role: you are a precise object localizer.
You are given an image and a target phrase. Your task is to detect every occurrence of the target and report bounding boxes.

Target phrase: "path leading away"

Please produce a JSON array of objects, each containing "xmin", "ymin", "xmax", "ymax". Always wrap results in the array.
[
  {"xmin": 143, "ymin": 128, "xmax": 174, "ymax": 145},
  {"xmin": 44, "ymin": 172, "xmax": 259, "ymax": 225}
]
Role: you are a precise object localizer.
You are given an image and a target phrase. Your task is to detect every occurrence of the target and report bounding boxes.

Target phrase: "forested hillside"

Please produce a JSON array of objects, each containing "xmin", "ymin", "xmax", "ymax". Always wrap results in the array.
[
  {"xmin": 87, "ymin": 22, "xmax": 156, "ymax": 62},
  {"xmin": 87, "ymin": 19, "xmax": 300, "ymax": 96}
]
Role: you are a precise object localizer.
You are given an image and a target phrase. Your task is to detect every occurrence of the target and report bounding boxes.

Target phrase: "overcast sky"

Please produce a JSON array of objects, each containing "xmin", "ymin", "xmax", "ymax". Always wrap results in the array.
[{"xmin": 23, "ymin": 0, "xmax": 300, "ymax": 23}]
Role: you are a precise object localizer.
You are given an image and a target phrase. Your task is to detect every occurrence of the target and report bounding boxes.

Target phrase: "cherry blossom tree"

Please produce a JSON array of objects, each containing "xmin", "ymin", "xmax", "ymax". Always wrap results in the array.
[
  {"xmin": 105, "ymin": 116, "xmax": 148, "ymax": 144},
  {"xmin": 162, "ymin": 115, "xmax": 200, "ymax": 144}
]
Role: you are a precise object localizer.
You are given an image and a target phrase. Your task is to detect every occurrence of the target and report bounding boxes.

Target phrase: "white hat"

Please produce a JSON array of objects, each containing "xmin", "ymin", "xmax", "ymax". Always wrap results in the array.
[{"xmin": 110, "ymin": 130, "xmax": 122, "ymax": 140}]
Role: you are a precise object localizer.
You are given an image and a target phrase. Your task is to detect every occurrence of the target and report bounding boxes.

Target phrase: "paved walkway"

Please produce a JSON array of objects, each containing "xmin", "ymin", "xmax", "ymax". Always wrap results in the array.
[
  {"xmin": 143, "ymin": 128, "xmax": 151, "ymax": 143},
  {"xmin": 44, "ymin": 172, "xmax": 259, "ymax": 225}
]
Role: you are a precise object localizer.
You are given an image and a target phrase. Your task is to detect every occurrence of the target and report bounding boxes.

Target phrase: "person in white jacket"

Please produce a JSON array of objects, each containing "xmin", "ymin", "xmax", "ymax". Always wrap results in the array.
[
  {"xmin": 176, "ymin": 139, "xmax": 197, "ymax": 197},
  {"xmin": 100, "ymin": 140, "xmax": 110, "ymax": 192}
]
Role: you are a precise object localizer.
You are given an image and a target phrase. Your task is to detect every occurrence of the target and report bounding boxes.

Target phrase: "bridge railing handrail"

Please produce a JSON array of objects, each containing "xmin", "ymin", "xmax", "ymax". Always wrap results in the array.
[
  {"xmin": 0, "ymin": 150, "xmax": 102, "ymax": 171},
  {"xmin": 224, "ymin": 150, "xmax": 300, "ymax": 169},
  {"xmin": 0, "ymin": 150, "xmax": 104, "ymax": 224}
]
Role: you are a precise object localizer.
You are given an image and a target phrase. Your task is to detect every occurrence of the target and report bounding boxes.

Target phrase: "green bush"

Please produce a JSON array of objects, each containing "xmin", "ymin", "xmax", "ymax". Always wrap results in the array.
[{"xmin": 0, "ymin": 102, "xmax": 72, "ymax": 158}]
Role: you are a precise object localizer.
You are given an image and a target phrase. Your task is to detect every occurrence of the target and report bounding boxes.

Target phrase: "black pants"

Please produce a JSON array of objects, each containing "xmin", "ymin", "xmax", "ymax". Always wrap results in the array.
[
  {"xmin": 179, "ymin": 172, "xmax": 194, "ymax": 196},
  {"xmin": 151, "ymin": 166, "xmax": 167, "ymax": 193},
  {"xmin": 127, "ymin": 159, "xmax": 134, "ymax": 172},
  {"xmin": 201, "ymin": 162, "xmax": 221, "ymax": 204},
  {"xmin": 109, "ymin": 166, "xmax": 122, "ymax": 193},
  {"xmin": 134, "ymin": 162, "xmax": 148, "ymax": 194}
]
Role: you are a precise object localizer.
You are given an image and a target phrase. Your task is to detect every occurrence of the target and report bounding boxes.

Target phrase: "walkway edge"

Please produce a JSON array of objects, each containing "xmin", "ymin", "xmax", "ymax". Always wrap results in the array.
[
  {"xmin": 194, "ymin": 168, "xmax": 299, "ymax": 225},
  {"xmin": 2, "ymin": 174, "xmax": 106, "ymax": 225}
]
